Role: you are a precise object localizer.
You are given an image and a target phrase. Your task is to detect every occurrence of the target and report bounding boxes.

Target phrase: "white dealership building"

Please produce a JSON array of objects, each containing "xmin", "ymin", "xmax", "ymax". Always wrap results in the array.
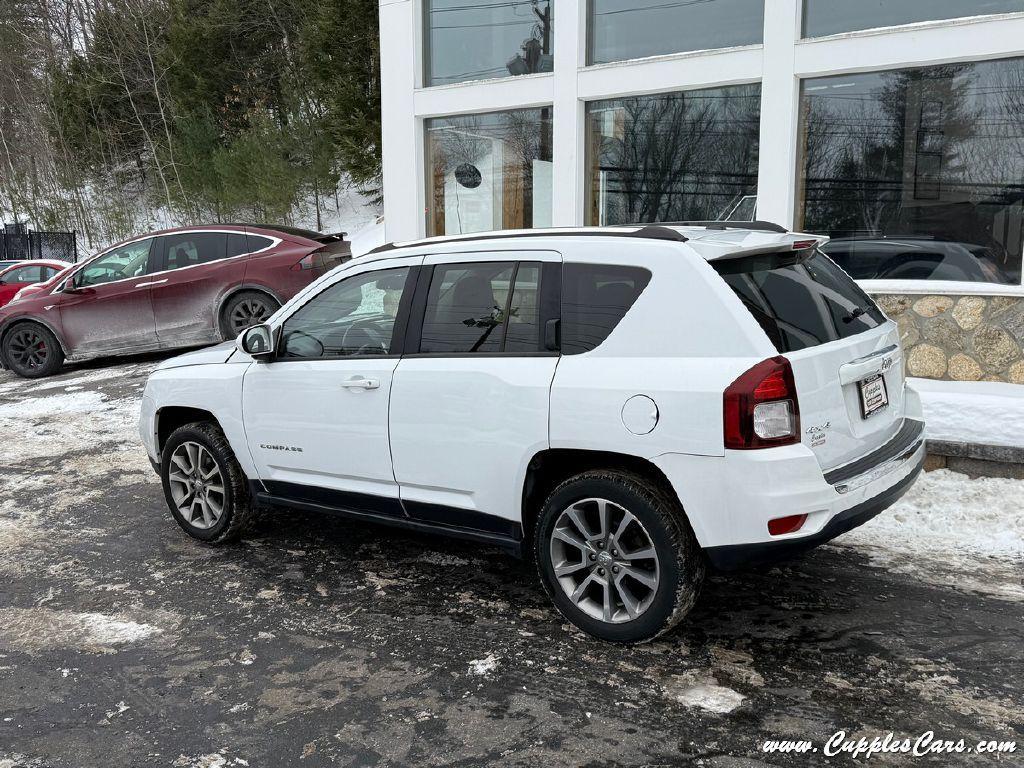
[{"xmin": 378, "ymin": 0, "xmax": 1024, "ymax": 406}]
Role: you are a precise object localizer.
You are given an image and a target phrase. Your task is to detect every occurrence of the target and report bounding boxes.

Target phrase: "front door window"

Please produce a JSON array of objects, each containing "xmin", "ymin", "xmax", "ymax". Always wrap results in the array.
[
  {"xmin": 77, "ymin": 239, "xmax": 153, "ymax": 287},
  {"xmin": 280, "ymin": 267, "xmax": 411, "ymax": 358}
]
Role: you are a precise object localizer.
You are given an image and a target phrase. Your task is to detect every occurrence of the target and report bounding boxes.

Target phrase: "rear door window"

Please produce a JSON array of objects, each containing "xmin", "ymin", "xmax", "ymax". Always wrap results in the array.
[
  {"xmin": 419, "ymin": 262, "xmax": 543, "ymax": 354},
  {"xmin": 162, "ymin": 232, "xmax": 227, "ymax": 270},
  {"xmin": 561, "ymin": 264, "xmax": 651, "ymax": 354},
  {"xmin": 712, "ymin": 249, "xmax": 886, "ymax": 353}
]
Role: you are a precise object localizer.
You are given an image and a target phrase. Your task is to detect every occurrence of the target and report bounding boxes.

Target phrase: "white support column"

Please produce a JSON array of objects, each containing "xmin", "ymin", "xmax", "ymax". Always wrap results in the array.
[
  {"xmin": 756, "ymin": 0, "xmax": 801, "ymax": 229},
  {"xmin": 551, "ymin": 0, "xmax": 584, "ymax": 226},
  {"xmin": 380, "ymin": 0, "xmax": 423, "ymax": 242}
]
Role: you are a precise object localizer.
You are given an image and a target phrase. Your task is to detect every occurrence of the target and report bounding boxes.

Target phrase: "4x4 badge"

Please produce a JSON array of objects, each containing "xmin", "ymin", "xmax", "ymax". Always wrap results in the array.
[{"xmin": 806, "ymin": 422, "xmax": 830, "ymax": 448}]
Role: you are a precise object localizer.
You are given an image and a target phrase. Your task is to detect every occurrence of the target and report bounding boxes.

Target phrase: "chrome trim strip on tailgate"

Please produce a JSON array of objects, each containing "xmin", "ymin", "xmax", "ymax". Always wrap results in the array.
[
  {"xmin": 838, "ymin": 344, "xmax": 900, "ymax": 385},
  {"xmin": 824, "ymin": 418, "xmax": 925, "ymax": 494}
]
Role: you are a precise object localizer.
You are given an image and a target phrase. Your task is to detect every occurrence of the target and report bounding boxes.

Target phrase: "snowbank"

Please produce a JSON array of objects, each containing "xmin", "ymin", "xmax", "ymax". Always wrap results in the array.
[
  {"xmin": 846, "ymin": 469, "xmax": 1024, "ymax": 560},
  {"xmin": 837, "ymin": 468, "xmax": 1024, "ymax": 599},
  {"xmin": 347, "ymin": 217, "xmax": 386, "ymax": 257},
  {"xmin": 910, "ymin": 377, "xmax": 1024, "ymax": 448}
]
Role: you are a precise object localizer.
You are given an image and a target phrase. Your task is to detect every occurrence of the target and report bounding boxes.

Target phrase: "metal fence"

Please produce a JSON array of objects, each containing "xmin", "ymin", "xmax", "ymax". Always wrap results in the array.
[{"xmin": 1, "ymin": 226, "xmax": 78, "ymax": 263}]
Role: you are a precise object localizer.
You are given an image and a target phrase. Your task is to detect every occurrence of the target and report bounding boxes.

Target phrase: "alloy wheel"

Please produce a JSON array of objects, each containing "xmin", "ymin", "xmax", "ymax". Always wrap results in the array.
[
  {"xmin": 167, "ymin": 441, "xmax": 227, "ymax": 530},
  {"xmin": 230, "ymin": 298, "xmax": 272, "ymax": 335},
  {"xmin": 549, "ymin": 498, "xmax": 661, "ymax": 624},
  {"xmin": 7, "ymin": 327, "xmax": 49, "ymax": 370}
]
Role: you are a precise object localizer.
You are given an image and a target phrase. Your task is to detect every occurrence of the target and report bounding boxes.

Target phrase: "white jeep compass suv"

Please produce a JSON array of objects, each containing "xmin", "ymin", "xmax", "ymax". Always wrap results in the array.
[{"xmin": 140, "ymin": 223, "xmax": 925, "ymax": 642}]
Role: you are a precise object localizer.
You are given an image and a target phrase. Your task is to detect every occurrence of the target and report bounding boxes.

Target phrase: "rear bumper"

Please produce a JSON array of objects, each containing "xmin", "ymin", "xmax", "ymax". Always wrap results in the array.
[
  {"xmin": 652, "ymin": 417, "xmax": 927, "ymax": 570},
  {"xmin": 704, "ymin": 454, "xmax": 923, "ymax": 570}
]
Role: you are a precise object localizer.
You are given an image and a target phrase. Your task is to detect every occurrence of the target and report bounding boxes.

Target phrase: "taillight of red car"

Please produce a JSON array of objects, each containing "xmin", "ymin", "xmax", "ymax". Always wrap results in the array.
[
  {"xmin": 291, "ymin": 250, "xmax": 329, "ymax": 271},
  {"xmin": 723, "ymin": 356, "xmax": 800, "ymax": 450}
]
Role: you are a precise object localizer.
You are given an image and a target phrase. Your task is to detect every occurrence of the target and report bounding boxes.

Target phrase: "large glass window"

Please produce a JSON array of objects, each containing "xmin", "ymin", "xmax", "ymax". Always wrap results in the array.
[
  {"xmin": 588, "ymin": 0, "xmax": 763, "ymax": 65},
  {"xmin": 281, "ymin": 268, "xmax": 410, "ymax": 358},
  {"xmin": 585, "ymin": 85, "xmax": 761, "ymax": 226},
  {"xmin": 425, "ymin": 0, "xmax": 553, "ymax": 87},
  {"xmin": 797, "ymin": 60, "xmax": 1024, "ymax": 285},
  {"xmin": 803, "ymin": 0, "xmax": 1024, "ymax": 39},
  {"xmin": 426, "ymin": 109, "xmax": 553, "ymax": 236}
]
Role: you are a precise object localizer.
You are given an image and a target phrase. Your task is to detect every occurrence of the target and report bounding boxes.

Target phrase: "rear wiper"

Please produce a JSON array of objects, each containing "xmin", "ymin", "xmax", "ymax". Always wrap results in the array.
[{"xmin": 842, "ymin": 305, "xmax": 870, "ymax": 324}]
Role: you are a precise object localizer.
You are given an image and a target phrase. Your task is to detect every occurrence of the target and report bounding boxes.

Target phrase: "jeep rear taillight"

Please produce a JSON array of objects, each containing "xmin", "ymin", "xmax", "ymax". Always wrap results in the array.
[{"xmin": 723, "ymin": 357, "xmax": 800, "ymax": 450}]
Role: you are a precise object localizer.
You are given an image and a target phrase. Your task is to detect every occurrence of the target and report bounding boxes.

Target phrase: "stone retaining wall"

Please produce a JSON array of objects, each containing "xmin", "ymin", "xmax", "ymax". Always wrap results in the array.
[{"xmin": 872, "ymin": 293, "xmax": 1024, "ymax": 384}]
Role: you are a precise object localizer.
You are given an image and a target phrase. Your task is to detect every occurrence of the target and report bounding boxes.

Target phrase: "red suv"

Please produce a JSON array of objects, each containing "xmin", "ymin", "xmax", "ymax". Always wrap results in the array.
[{"xmin": 0, "ymin": 224, "xmax": 350, "ymax": 378}]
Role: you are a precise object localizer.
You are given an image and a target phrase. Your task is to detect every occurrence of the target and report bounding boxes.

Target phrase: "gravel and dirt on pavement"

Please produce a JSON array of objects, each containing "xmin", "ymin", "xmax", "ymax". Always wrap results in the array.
[{"xmin": 0, "ymin": 357, "xmax": 1021, "ymax": 767}]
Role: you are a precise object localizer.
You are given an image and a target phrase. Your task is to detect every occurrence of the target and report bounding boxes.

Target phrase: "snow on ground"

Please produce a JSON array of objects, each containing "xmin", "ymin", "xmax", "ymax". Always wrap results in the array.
[
  {"xmin": 835, "ymin": 469, "xmax": 1024, "ymax": 600},
  {"xmin": 664, "ymin": 673, "xmax": 747, "ymax": 714},
  {"xmin": 292, "ymin": 187, "xmax": 381, "ymax": 241},
  {"xmin": 60, "ymin": 179, "xmax": 380, "ymax": 257},
  {"xmin": 0, "ymin": 361, "xmax": 157, "ymax": 578},
  {"xmin": 347, "ymin": 217, "xmax": 386, "ymax": 257},
  {"xmin": 0, "ymin": 608, "xmax": 162, "ymax": 652},
  {"xmin": 911, "ymin": 377, "xmax": 1024, "ymax": 449}
]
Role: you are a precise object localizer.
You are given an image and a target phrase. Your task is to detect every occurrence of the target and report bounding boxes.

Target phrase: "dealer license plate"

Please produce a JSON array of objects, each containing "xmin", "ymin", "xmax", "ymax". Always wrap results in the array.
[{"xmin": 858, "ymin": 374, "xmax": 889, "ymax": 419}]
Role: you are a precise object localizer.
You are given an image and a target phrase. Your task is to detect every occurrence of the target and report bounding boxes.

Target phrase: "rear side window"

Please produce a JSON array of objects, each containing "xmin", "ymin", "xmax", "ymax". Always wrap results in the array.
[
  {"xmin": 226, "ymin": 233, "xmax": 250, "ymax": 258},
  {"xmin": 561, "ymin": 264, "xmax": 651, "ymax": 354},
  {"xmin": 226, "ymin": 234, "xmax": 275, "ymax": 258},
  {"xmin": 419, "ymin": 262, "xmax": 542, "ymax": 354},
  {"xmin": 713, "ymin": 249, "xmax": 886, "ymax": 353},
  {"xmin": 163, "ymin": 232, "xmax": 227, "ymax": 270}
]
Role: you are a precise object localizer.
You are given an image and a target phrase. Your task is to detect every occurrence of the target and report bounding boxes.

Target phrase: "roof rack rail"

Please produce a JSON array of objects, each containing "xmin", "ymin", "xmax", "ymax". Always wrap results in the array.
[
  {"xmin": 661, "ymin": 220, "xmax": 788, "ymax": 234},
  {"xmin": 366, "ymin": 225, "xmax": 689, "ymax": 255},
  {"xmin": 627, "ymin": 225, "xmax": 688, "ymax": 242}
]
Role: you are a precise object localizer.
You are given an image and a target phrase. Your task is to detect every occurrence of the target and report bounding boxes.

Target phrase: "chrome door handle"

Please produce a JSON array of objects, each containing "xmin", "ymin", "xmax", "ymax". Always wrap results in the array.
[
  {"xmin": 135, "ymin": 279, "xmax": 168, "ymax": 288},
  {"xmin": 342, "ymin": 376, "xmax": 380, "ymax": 390}
]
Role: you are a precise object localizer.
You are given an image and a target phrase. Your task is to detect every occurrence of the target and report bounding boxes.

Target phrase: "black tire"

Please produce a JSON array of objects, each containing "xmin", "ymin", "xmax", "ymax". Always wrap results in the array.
[
  {"xmin": 2, "ymin": 321, "xmax": 65, "ymax": 378},
  {"xmin": 160, "ymin": 421, "xmax": 253, "ymax": 544},
  {"xmin": 220, "ymin": 291, "xmax": 280, "ymax": 340},
  {"xmin": 534, "ymin": 470, "xmax": 705, "ymax": 643}
]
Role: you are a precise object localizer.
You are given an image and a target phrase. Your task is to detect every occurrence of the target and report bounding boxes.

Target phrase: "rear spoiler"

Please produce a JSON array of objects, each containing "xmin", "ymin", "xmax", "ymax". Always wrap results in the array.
[
  {"xmin": 314, "ymin": 231, "xmax": 347, "ymax": 244},
  {"xmin": 709, "ymin": 238, "xmax": 832, "ymax": 276},
  {"xmin": 694, "ymin": 233, "xmax": 830, "ymax": 264}
]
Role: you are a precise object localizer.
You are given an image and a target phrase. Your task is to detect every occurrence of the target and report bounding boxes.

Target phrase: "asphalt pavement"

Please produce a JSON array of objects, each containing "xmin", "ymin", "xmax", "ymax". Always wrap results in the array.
[{"xmin": 0, "ymin": 357, "xmax": 1020, "ymax": 767}]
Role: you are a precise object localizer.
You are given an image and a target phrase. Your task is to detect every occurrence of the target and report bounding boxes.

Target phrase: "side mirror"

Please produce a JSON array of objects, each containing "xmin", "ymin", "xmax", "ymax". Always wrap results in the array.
[
  {"xmin": 237, "ymin": 323, "xmax": 275, "ymax": 361},
  {"xmin": 61, "ymin": 277, "xmax": 80, "ymax": 293}
]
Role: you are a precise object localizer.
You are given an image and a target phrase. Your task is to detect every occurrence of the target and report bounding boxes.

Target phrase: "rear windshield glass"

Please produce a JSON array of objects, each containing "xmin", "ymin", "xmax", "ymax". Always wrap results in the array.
[{"xmin": 712, "ymin": 249, "xmax": 886, "ymax": 353}]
